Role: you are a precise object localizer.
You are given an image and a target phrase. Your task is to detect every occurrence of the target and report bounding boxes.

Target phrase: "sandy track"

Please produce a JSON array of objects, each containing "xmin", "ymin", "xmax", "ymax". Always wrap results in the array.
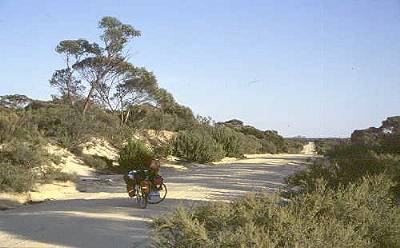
[
  {"xmin": 301, "ymin": 142, "xmax": 317, "ymax": 155},
  {"xmin": 0, "ymin": 153, "xmax": 314, "ymax": 248}
]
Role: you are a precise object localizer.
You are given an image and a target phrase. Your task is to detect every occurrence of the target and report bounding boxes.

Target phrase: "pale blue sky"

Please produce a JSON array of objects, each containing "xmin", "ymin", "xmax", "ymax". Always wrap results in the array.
[{"xmin": 0, "ymin": 0, "xmax": 399, "ymax": 137}]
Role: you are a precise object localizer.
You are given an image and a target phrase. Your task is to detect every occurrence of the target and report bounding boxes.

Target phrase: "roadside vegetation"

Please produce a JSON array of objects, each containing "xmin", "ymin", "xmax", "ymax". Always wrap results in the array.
[
  {"xmin": 0, "ymin": 140, "xmax": 74, "ymax": 192},
  {"xmin": 313, "ymin": 137, "xmax": 350, "ymax": 155},
  {"xmin": 153, "ymin": 116, "xmax": 400, "ymax": 247}
]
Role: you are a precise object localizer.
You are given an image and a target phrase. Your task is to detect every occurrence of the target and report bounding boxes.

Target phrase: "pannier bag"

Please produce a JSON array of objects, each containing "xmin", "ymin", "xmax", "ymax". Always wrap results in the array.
[
  {"xmin": 127, "ymin": 170, "xmax": 137, "ymax": 180},
  {"xmin": 154, "ymin": 175, "xmax": 164, "ymax": 185},
  {"xmin": 140, "ymin": 180, "xmax": 151, "ymax": 193}
]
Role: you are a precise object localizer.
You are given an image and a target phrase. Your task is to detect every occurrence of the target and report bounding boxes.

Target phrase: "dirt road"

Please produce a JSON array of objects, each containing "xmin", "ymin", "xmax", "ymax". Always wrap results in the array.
[{"xmin": 0, "ymin": 150, "xmax": 315, "ymax": 247}]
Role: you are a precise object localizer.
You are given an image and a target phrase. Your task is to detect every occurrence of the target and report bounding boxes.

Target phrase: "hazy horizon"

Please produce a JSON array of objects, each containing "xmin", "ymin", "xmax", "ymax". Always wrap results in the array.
[{"xmin": 1, "ymin": 0, "xmax": 399, "ymax": 137}]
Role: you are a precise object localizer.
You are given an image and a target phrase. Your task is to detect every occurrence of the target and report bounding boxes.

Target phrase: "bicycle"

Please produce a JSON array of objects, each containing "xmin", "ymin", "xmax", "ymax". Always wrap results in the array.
[{"xmin": 133, "ymin": 171, "xmax": 168, "ymax": 209}]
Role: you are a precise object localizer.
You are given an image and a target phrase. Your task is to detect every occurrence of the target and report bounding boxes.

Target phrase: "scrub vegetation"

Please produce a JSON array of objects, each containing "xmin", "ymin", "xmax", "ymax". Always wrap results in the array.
[{"xmin": 153, "ymin": 117, "xmax": 400, "ymax": 247}]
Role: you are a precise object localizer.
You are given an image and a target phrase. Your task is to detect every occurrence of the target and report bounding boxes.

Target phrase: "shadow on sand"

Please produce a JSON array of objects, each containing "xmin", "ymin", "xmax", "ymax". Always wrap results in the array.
[{"xmin": 0, "ymin": 197, "xmax": 206, "ymax": 248}]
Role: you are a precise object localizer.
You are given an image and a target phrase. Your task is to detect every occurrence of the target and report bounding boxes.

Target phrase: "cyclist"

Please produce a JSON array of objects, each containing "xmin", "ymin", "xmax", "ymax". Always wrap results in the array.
[{"xmin": 123, "ymin": 159, "xmax": 161, "ymax": 197}]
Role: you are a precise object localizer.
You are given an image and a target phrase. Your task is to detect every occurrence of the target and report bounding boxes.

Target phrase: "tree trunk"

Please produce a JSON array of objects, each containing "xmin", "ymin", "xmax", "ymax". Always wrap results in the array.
[
  {"xmin": 66, "ymin": 58, "xmax": 75, "ymax": 106},
  {"xmin": 82, "ymin": 84, "xmax": 96, "ymax": 115},
  {"xmin": 67, "ymin": 73, "xmax": 75, "ymax": 106},
  {"xmin": 82, "ymin": 72, "xmax": 106, "ymax": 114},
  {"xmin": 123, "ymin": 108, "xmax": 131, "ymax": 124}
]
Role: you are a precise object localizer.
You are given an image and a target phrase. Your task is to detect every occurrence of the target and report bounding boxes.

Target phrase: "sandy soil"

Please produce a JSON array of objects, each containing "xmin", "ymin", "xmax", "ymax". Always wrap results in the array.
[
  {"xmin": 301, "ymin": 142, "xmax": 317, "ymax": 155},
  {"xmin": 80, "ymin": 138, "xmax": 119, "ymax": 161},
  {"xmin": 0, "ymin": 147, "xmax": 315, "ymax": 247}
]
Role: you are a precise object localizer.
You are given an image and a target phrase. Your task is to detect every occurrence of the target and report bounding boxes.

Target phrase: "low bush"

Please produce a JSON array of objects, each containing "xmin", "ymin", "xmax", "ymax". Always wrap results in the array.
[
  {"xmin": 0, "ymin": 109, "xmax": 19, "ymax": 143},
  {"xmin": 27, "ymin": 103, "xmax": 131, "ymax": 150},
  {"xmin": 172, "ymin": 125, "xmax": 285, "ymax": 162},
  {"xmin": 211, "ymin": 126, "xmax": 245, "ymax": 158},
  {"xmin": 218, "ymin": 120, "xmax": 291, "ymax": 154},
  {"xmin": 286, "ymin": 144, "xmax": 400, "ymax": 197},
  {"xmin": 152, "ymin": 142, "xmax": 173, "ymax": 159},
  {"xmin": 380, "ymin": 133, "xmax": 400, "ymax": 154},
  {"xmin": 260, "ymin": 139, "xmax": 278, "ymax": 154},
  {"xmin": 153, "ymin": 176, "xmax": 400, "ymax": 248},
  {"xmin": 241, "ymin": 134, "xmax": 262, "ymax": 154},
  {"xmin": 0, "ymin": 141, "xmax": 65, "ymax": 192},
  {"xmin": 81, "ymin": 155, "xmax": 110, "ymax": 171},
  {"xmin": 39, "ymin": 166, "xmax": 78, "ymax": 183},
  {"xmin": 0, "ymin": 163, "xmax": 36, "ymax": 192},
  {"xmin": 0, "ymin": 142, "xmax": 48, "ymax": 169},
  {"xmin": 126, "ymin": 102, "xmax": 197, "ymax": 132},
  {"xmin": 0, "ymin": 108, "xmax": 43, "ymax": 144},
  {"xmin": 31, "ymin": 105, "xmax": 104, "ymax": 150},
  {"xmin": 118, "ymin": 139, "xmax": 154, "ymax": 173},
  {"xmin": 313, "ymin": 138, "xmax": 349, "ymax": 155},
  {"xmin": 285, "ymin": 140, "xmax": 306, "ymax": 154},
  {"xmin": 172, "ymin": 128, "xmax": 225, "ymax": 163}
]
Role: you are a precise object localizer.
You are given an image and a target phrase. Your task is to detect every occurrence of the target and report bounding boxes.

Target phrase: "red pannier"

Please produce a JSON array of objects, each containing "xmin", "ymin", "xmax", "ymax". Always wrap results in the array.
[{"xmin": 154, "ymin": 175, "xmax": 164, "ymax": 185}]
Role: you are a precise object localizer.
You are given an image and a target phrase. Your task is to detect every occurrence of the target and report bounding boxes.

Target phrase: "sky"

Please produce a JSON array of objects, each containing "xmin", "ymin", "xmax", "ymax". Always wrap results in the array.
[{"xmin": 0, "ymin": 0, "xmax": 399, "ymax": 137}]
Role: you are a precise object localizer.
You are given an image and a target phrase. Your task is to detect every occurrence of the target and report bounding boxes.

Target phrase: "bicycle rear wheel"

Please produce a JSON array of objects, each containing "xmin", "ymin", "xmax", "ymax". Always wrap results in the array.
[{"xmin": 148, "ymin": 183, "xmax": 167, "ymax": 204}]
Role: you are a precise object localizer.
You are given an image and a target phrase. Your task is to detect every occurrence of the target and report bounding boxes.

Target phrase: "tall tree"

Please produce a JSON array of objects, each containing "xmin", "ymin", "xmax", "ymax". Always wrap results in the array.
[
  {"xmin": 51, "ymin": 17, "xmax": 146, "ymax": 115},
  {"xmin": 77, "ymin": 17, "xmax": 141, "ymax": 114},
  {"xmin": 50, "ymin": 39, "xmax": 100, "ymax": 105},
  {"xmin": 115, "ymin": 67, "xmax": 159, "ymax": 124}
]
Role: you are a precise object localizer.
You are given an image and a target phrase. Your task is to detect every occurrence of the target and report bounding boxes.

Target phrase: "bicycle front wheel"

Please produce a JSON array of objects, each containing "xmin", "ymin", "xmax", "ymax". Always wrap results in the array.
[{"xmin": 136, "ymin": 187, "xmax": 148, "ymax": 209}]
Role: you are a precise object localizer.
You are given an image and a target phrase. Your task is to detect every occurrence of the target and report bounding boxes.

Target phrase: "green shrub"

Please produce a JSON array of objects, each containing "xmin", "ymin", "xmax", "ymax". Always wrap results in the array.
[
  {"xmin": 286, "ymin": 159, "xmax": 337, "ymax": 192},
  {"xmin": 0, "ymin": 110, "xmax": 18, "ymax": 143},
  {"xmin": 241, "ymin": 134, "xmax": 262, "ymax": 154},
  {"xmin": 172, "ymin": 128, "xmax": 225, "ymax": 163},
  {"xmin": 172, "ymin": 125, "xmax": 265, "ymax": 162},
  {"xmin": 219, "ymin": 120, "xmax": 289, "ymax": 154},
  {"xmin": 285, "ymin": 140, "xmax": 306, "ymax": 154},
  {"xmin": 153, "ymin": 142, "xmax": 173, "ymax": 159},
  {"xmin": 81, "ymin": 155, "xmax": 110, "ymax": 171},
  {"xmin": 380, "ymin": 133, "xmax": 400, "ymax": 154},
  {"xmin": 314, "ymin": 138, "xmax": 349, "ymax": 155},
  {"xmin": 0, "ymin": 141, "xmax": 64, "ymax": 192},
  {"xmin": 0, "ymin": 164, "xmax": 76, "ymax": 193},
  {"xmin": 0, "ymin": 142, "xmax": 49, "ymax": 169},
  {"xmin": 211, "ymin": 126, "xmax": 245, "ymax": 157},
  {"xmin": 127, "ymin": 103, "xmax": 197, "ymax": 132},
  {"xmin": 0, "ymin": 109, "xmax": 43, "ymax": 144},
  {"xmin": 287, "ymin": 145, "xmax": 400, "ymax": 196},
  {"xmin": 260, "ymin": 139, "xmax": 278, "ymax": 154},
  {"xmin": 32, "ymin": 105, "xmax": 94, "ymax": 150},
  {"xmin": 118, "ymin": 139, "xmax": 154, "ymax": 173},
  {"xmin": 29, "ymin": 103, "xmax": 129, "ymax": 150},
  {"xmin": 39, "ymin": 166, "xmax": 78, "ymax": 183},
  {"xmin": 153, "ymin": 176, "xmax": 400, "ymax": 248},
  {"xmin": 263, "ymin": 130, "xmax": 286, "ymax": 152},
  {"xmin": 0, "ymin": 163, "xmax": 36, "ymax": 192}
]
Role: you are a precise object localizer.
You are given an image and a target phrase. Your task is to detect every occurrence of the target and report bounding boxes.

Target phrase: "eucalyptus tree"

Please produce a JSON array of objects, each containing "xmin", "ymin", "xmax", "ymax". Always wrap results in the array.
[
  {"xmin": 75, "ymin": 17, "xmax": 141, "ymax": 114},
  {"xmin": 50, "ymin": 39, "xmax": 100, "ymax": 106},
  {"xmin": 115, "ymin": 67, "xmax": 159, "ymax": 124},
  {"xmin": 51, "ymin": 16, "xmax": 161, "ymax": 119}
]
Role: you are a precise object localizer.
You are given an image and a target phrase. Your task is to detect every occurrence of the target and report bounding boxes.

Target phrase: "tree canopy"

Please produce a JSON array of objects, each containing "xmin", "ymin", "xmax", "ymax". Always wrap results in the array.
[{"xmin": 50, "ymin": 16, "xmax": 166, "ymax": 122}]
